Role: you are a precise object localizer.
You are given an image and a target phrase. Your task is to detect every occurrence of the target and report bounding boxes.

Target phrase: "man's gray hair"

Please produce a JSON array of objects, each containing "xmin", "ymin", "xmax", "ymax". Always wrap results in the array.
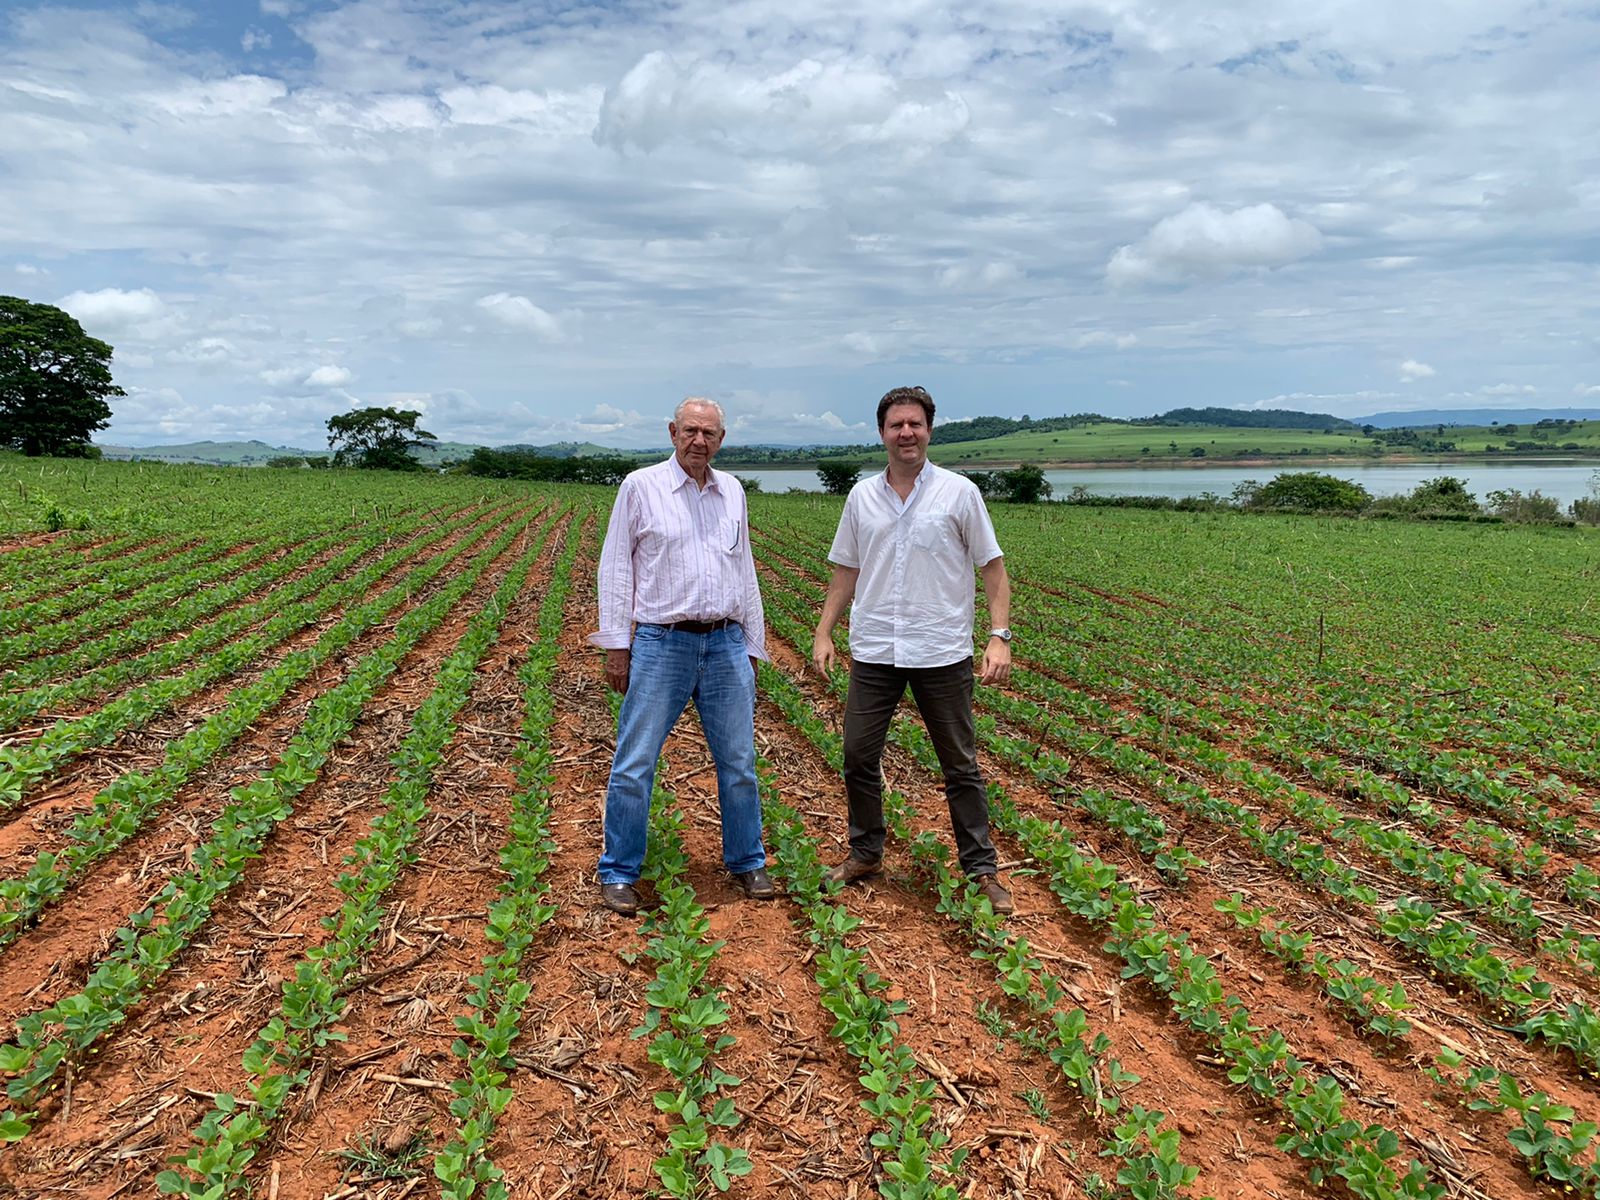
[{"xmin": 674, "ymin": 395, "xmax": 726, "ymax": 430}]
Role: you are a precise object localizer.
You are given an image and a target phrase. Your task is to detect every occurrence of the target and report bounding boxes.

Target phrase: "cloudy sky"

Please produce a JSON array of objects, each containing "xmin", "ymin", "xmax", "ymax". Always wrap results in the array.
[{"xmin": 4, "ymin": 1, "xmax": 1597, "ymax": 449}]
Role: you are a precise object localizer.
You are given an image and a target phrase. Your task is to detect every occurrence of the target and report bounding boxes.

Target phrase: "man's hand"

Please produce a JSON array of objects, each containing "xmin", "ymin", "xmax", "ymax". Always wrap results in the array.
[
  {"xmin": 812, "ymin": 564, "xmax": 857, "ymax": 676},
  {"xmin": 978, "ymin": 638, "xmax": 1011, "ymax": 686},
  {"xmin": 604, "ymin": 648, "xmax": 631, "ymax": 694},
  {"xmin": 812, "ymin": 630, "xmax": 836, "ymax": 675}
]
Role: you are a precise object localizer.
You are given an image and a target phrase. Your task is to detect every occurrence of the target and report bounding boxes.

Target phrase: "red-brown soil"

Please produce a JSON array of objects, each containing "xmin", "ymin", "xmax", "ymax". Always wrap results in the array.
[{"xmin": 0, "ymin": 505, "xmax": 1591, "ymax": 1200}]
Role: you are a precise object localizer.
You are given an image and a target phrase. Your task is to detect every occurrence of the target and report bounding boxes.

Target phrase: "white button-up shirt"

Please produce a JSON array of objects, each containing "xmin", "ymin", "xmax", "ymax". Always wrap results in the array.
[
  {"xmin": 828, "ymin": 462, "xmax": 1003, "ymax": 668},
  {"xmin": 588, "ymin": 456, "xmax": 768, "ymax": 660}
]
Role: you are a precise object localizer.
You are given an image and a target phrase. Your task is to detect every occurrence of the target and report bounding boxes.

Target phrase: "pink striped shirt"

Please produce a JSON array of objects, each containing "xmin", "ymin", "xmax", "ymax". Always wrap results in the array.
[{"xmin": 588, "ymin": 456, "xmax": 768, "ymax": 660}]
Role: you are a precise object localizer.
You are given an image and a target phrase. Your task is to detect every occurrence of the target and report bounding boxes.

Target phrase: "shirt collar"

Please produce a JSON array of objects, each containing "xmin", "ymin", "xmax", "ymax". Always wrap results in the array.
[
  {"xmin": 668, "ymin": 454, "xmax": 720, "ymax": 494},
  {"xmin": 878, "ymin": 459, "xmax": 931, "ymax": 497}
]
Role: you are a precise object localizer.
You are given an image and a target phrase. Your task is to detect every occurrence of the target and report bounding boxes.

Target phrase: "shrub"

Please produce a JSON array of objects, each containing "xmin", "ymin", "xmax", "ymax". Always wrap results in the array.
[
  {"xmin": 1486, "ymin": 489, "xmax": 1565, "ymax": 524},
  {"xmin": 997, "ymin": 464, "xmax": 1052, "ymax": 504},
  {"xmin": 816, "ymin": 460, "xmax": 862, "ymax": 495},
  {"xmin": 1249, "ymin": 472, "xmax": 1371, "ymax": 513},
  {"xmin": 1404, "ymin": 476, "xmax": 1481, "ymax": 519}
]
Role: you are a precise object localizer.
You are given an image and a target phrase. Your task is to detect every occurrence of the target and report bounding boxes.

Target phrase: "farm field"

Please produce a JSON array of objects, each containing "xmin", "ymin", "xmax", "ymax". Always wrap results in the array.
[{"xmin": 0, "ymin": 455, "xmax": 1598, "ymax": 1200}]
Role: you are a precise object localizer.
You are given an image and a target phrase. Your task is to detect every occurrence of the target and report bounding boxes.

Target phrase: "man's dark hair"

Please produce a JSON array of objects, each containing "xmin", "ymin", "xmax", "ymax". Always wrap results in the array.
[{"xmin": 877, "ymin": 385, "xmax": 935, "ymax": 430}]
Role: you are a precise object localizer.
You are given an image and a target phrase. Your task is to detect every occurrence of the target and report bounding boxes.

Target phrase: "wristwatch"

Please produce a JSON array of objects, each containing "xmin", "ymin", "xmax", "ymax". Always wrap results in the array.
[{"xmin": 987, "ymin": 628, "xmax": 1013, "ymax": 643}]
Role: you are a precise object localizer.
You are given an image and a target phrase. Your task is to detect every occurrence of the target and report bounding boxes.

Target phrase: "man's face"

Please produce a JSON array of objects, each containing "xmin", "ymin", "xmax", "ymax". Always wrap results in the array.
[
  {"xmin": 670, "ymin": 402, "xmax": 726, "ymax": 474},
  {"xmin": 880, "ymin": 402, "xmax": 930, "ymax": 469}
]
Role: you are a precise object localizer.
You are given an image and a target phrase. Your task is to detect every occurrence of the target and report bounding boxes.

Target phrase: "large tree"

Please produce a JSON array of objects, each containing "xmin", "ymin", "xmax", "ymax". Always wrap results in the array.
[
  {"xmin": 816, "ymin": 460, "xmax": 861, "ymax": 495},
  {"xmin": 326, "ymin": 406, "xmax": 438, "ymax": 470},
  {"xmin": 0, "ymin": 295, "xmax": 122, "ymax": 457}
]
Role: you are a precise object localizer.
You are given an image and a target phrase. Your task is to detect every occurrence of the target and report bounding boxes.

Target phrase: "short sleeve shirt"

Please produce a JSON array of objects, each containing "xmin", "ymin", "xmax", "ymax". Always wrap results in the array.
[{"xmin": 828, "ymin": 462, "xmax": 1003, "ymax": 668}]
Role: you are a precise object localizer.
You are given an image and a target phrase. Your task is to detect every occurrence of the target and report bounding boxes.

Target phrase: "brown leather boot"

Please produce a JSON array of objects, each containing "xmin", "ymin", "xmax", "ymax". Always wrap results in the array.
[
  {"xmin": 824, "ymin": 855, "xmax": 882, "ymax": 886},
  {"xmin": 974, "ymin": 874, "xmax": 1014, "ymax": 915}
]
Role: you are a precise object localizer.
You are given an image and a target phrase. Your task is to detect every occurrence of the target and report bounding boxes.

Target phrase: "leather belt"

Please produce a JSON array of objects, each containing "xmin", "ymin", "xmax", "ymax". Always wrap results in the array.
[{"xmin": 669, "ymin": 618, "xmax": 735, "ymax": 634}]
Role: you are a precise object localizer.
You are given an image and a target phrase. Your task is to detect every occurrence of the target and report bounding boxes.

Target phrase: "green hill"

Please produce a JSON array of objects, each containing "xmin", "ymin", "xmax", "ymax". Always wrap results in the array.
[{"xmin": 101, "ymin": 439, "xmax": 489, "ymax": 467}]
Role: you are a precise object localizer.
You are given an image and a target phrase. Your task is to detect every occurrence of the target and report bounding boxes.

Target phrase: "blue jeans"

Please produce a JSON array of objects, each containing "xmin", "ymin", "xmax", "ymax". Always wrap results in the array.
[{"xmin": 598, "ymin": 623, "xmax": 766, "ymax": 884}]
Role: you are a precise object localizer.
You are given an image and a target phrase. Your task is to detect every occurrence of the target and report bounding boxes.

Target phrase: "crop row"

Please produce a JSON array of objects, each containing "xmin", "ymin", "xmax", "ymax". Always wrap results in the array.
[
  {"xmin": 1011, "ymin": 557, "xmax": 1599, "ymax": 816},
  {"xmin": 751, "ymin": 706, "xmax": 971, "ymax": 1200},
  {"xmin": 753, "ymin": 543, "xmax": 1600, "ymax": 1195},
  {"xmin": 757, "ymin": 658, "xmax": 1204, "ymax": 1200},
  {"xmin": 758, "ymin": 587, "xmax": 1437, "ymax": 1199},
  {"xmin": 1001, "ymin": 647, "xmax": 1600, "ymax": 981},
  {"xmin": 754, "ymin": 535, "xmax": 1600, "ymax": 1022},
  {"xmin": 993, "ymin": 507, "xmax": 1599, "ymax": 774},
  {"xmin": 0, "ymin": 531, "xmax": 303, "ymax": 668},
  {"xmin": 0, "ymin": 502, "xmax": 483, "ymax": 733},
  {"xmin": 437, "ymin": 508, "xmax": 584, "ymax": 1198},
  {"xmin": 157, "ymin": 509, "xmax": 562, "ymax": 1196},
  {"xmin": 0, "ymin": 534, "xmax": 229, "ymax": 635},
  {"xmin": 0, "ymin": 532, "xmax": 166, "ymax": 603},
  {"xmin": 632, "ymin": 776, "xmax": 753, "ymax": 1199},
  {"xmin": 0, "ymin": 508, "xmax": 537, "ymax": 1142},
  {"xmin": 0, "ymin": 503, "xmax": 504, "ymax": 811}
]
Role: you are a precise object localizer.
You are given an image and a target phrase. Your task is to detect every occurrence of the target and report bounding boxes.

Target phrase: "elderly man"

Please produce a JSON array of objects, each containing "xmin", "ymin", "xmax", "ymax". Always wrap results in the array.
[
  {"xmin": 588, "ymin": 397, "xmax": 774, "ymax": 915},
  {"xmin": 812, "ymin": 385, "xmax": 1015, "ymax": 915}
]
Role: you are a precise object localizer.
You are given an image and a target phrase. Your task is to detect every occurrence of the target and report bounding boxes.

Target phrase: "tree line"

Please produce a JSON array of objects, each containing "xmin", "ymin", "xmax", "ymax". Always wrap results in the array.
[{"xmin": 1062, "ymin": 470, "xmax": 1600, "ymax": 526}]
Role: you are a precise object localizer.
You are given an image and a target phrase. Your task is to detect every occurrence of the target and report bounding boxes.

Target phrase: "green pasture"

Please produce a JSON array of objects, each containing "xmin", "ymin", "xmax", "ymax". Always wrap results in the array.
[
  {"xmin": 1426, "ymin": 418, "xmax": 1600, "ymax": 454},
  {"xmin": 926, "ymin": 421, "xmax": 1380, "ymax": 465}
]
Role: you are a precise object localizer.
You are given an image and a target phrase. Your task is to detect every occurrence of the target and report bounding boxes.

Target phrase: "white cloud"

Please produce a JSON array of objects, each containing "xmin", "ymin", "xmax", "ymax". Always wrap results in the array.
[
  {"xmin": 1073, "ymin": 331, "xmax": 1138, "ymax": 351},
  {"xmin": 938, "ymin": 260, "xmax": 1022, "ymax": 291},
  {"xmin": 1575, "ymin": 384, "xmax": 1600, "ymax": 397},
  {"xmin": 394, "ymin": 317, "xmax": 442, "ymax": 339},
  {"xmin": 168, "ymin": 337, "xmax": 240, "ymax": 365},
  {"xmin": 304, "ymin": 365, "xmax": 353, "ymax": 387},
  {"xmin": 0, "ymin": 1, "xmax": 1592, "ymax": 448},
  {"xmin": 13, "ymin": 263, "xmax": 43, "ymax": 276},
  {"xmin": 475, "ymin": 294, "xmax": 563, "ymax": 341},
  {"xmin": 260, "ymin": 366, "xmax": 304, "ymax": 388},
  {"xmin": 57, "ymin": 287, "xmax": 166, "ymax": 331},
  {"xmin": 1478, "ymin": 383, "xmax": 1534, "ymax": 396},
  {"xmin": 1256, "ymin": 390, "xmax": 1397, "ymax": 409},
  {"xmin": 594, "ymin": 52, "xmax": 968, "ymax": 155},
  {"xmin": 1399, "ymin": 359, "xmax": 1436, "ymax": 382},
  {"xmin": 1107, "ymin": 203, "xmax": 1323, "ymax": 288}
]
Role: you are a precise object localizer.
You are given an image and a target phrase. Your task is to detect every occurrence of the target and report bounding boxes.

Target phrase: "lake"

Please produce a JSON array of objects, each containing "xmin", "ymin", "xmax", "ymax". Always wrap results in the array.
[{"xmin": 732, "ymin": 460, "xmax": 1600, "ymax": 506}]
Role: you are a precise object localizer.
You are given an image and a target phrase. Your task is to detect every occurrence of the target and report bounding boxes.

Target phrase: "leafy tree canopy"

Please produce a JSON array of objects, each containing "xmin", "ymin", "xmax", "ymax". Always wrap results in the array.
[
  {"xmin": 0, "ymin": 295, "xmax": 123, "ymax": 457},
  {"xmin": 326, "ymin": 406, "xmax": 437, "ymax": 471},
  {"xmin": 816, "ymin": 460, "xmax": 862, "ymax": 495},
  {"xmin": 1143, "ymin": 407, "xmax": 1358, "ymax": 431},
  {"xmin": 1250, "ymin": 471, "xmax": 1371, "ymax": 513},
  {"xmin": 460, "ymin": 447, "xmax": 630, "ymax": 485},
  {"xmin": 961, "ymin": 465, "xmax": 1053, "ymax": 504}
]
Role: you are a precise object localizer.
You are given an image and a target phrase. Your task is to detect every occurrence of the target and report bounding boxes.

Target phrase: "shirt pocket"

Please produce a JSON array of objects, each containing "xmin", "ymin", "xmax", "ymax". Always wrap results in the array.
[
  {"xmin": 720, "ymin": 517, "xmax": 744, "ymax": 554},
  {"xmin": 910, "ymin": 512, "xmax": 953, "ymax": 552}
]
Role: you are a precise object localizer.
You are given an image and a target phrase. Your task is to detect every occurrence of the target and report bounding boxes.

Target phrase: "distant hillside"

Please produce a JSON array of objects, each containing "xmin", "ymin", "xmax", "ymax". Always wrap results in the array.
[
  {"xmin": 497, "ymin": 441, "xmax": 634, "ymax": 459},
  {"xmin": 1357, "ymin": 407, "xmax": 1600, "ymax": 428},
  {"xmin": 1141, "ymin": 407, "xmax": 1358, "ymax": 431},
  {"xmin": 98, "ymin": 439, "xmax": 330, "ymax": 465},
  {"xmin": 929, "ymin": 407, "xmax": 1353, "ymax": 445},
  {"xmin": 102, "ymin": 438, "xmax": 509, "ymax": 466}
]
